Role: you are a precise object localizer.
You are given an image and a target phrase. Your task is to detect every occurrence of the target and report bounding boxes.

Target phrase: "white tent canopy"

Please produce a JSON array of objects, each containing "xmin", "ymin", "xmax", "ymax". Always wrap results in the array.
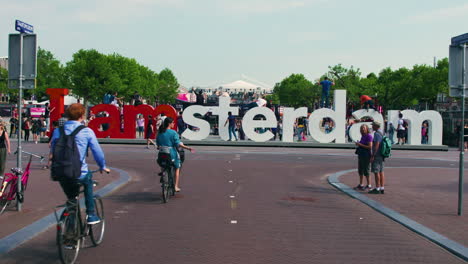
[{"xmin": 212, "ymin": 80, "xmax": 272, "ymax": 94}]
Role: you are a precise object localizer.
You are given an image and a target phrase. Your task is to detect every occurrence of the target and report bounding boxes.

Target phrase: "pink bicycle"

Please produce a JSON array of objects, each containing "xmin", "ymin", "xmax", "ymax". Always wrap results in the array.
[{"xmin": 0, "ymin": 151, "xmax": 44, "ymax": 214}]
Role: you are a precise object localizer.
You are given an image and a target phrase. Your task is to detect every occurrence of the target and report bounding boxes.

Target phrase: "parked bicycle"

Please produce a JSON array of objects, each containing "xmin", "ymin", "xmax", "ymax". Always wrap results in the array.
[
  {"xmin": 0, "ymin": 151, "xmax": 44, "ymax": 214},
  {"xmin": 54, "ymin": 170, "xmax": 107, "ymax": 264}
]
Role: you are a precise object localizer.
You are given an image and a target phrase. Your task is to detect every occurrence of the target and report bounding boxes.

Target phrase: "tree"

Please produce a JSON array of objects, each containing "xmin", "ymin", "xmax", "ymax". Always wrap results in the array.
[
  {"xmin": 33, "ymin": 47, "xmax": 65, "ymax": 100},
  {"xmin": 106, "ymin": 54, "xmax": 142, "ymax": 102},
  {"xmin": 273, "ymin": 74, "xmax": 316, "ymax": 108},
  {"xmin": 0, "ymin": 67, "xmax": 8, "ymax": 94},
  {"xmin": 64, "ymin": 49, "xmax": 120, "ymax": 110},
  {"xmin": 157, "ymin": 68, "xmax": 179, "ymax": 104}
]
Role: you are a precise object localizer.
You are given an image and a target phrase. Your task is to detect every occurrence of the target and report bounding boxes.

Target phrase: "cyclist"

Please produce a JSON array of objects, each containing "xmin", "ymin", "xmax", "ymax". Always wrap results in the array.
[
  {"xmin": 156, "ymin": 117, "xmax": 193, "ymax": 192},
  {"xmin": 50, "ymin": 103, "xmax": 110, "ymax": 225}
]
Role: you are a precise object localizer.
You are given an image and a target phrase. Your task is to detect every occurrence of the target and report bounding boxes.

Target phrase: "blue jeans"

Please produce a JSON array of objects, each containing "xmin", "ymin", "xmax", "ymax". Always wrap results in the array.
[
  {"xmin": 59, "ymin": 172, "xmax": 95, "ymax": 214},
  {"xmin": 228, "ymin": 126, "xmax": 238, "ymax": 140},
  {"xmin": 320, "ymin": 93, "xmax": 329, "ymax": 108},
  {"xmin": 297, "ymin": 127, "xmax": 304, "ymax": 141}
]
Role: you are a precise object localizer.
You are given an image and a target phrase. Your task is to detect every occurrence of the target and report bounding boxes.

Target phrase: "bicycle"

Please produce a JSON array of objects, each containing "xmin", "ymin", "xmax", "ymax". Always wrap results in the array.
[
  {"xmin": 54, "ymin": 170, "xmax": 107, "ymax": 264},
  {"xmin": 0, "ymin": 151, "xmax": 44, "ymax": 214},
  {"xmin": 157, "ymin": 151, "xmax": 176, "ymax": 203}
]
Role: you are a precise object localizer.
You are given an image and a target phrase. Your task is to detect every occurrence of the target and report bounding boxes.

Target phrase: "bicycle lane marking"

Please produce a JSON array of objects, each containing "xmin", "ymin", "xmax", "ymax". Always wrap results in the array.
[
  {"xmin": 0, "ymin": 166, "xmax": 131, "ymax": 255},
  {"xmin": 327, "ymin": 167, "xmax": 468, "ymax": 262}
]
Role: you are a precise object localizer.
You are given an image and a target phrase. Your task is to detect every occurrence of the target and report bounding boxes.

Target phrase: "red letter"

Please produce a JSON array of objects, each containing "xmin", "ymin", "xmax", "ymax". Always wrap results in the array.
[
  {"xmin": 88, "ymin": 104, "xmax": 121, "ymax": 138},
  {"xmin": 46, "ymin": 88, "xmax": 68, "ymax": 133}
]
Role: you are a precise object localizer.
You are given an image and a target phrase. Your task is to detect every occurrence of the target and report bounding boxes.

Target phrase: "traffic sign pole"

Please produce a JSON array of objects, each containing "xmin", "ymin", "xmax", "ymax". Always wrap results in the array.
[
  {"xmin": 16, "ymin": 33, "xmax": 24, "ymax": 212},
  {"xmin": 458, "ymin": 43, "xmax": 466, "ymax": 216}
]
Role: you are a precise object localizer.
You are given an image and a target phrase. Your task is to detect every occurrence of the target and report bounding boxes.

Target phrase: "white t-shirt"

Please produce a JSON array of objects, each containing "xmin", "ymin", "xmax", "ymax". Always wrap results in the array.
[
  {"xmin": 397, "ymin": 119, "xmax": 405, "ymax": 130},
  {"xmin": 256, "ymin": 98, "xmax": 267, "ymax": 107}
]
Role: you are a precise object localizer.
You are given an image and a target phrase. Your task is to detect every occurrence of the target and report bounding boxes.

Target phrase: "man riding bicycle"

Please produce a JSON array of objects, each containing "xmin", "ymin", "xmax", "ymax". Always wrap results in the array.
[{"xmin": 50, "ymin": 104, "xmax": 110, "ymax": 225}]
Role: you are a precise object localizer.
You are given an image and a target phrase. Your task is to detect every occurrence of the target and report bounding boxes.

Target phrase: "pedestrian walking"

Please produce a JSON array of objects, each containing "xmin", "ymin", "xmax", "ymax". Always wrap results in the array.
[
  {"xmin": 23, "ymin": 118, "xmax": 31, "ymax": 142},
  {"xmin": 145, "ymin": 115, "xmax": 156, "ymax": 149},
  {"xmin": 44, "ymin": 102, "xmax": 55, "ymax": 132},
  {"xmin": 224, "ymin": 111, "xmax": 238, "ymax": 141},
  {"xmin": 177, "ymin": 112, "xmax": 186, "ymax": 138},
  {"xmin": 369, "ymin": 121, "xmax": 385, "ymax": 194},
  {"xmin": 0, "ymin": 122, "xmax": 11, "ymax": 177},
  {"xmin": 317, "ymin": 77, "xmax": 334, "ymax": 108},
  {"xmin": 354, "ymin": 124, "xmax": 373, "ymax": 191}
]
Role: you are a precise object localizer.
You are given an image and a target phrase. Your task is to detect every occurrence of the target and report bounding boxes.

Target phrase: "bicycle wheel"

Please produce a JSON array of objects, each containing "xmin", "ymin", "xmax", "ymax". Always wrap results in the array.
[
  {"xmin": 169, "ymin": 167, "xmax": 175, "ymax": 196},
  {"xmin": 0, "ymin": 181, "xmax": 12, "ymax": 214},
  {"xmin": 57, "ymin": 211, "xmax": 81, "ymax": 264},
  {"xmin": 89, "ymin": 197, "xmax": 105, "ymax": 246},
  {"xmin": 161, "ymin": 169, "xmax": 170, "ymax": 203}
]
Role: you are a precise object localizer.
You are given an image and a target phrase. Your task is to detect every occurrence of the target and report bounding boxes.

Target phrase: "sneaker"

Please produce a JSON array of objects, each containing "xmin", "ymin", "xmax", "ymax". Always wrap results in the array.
[
  {"xmin": 368, "ymin": 189, "xmax": 380, "ymax": 194},
  {"xmin": 364, "ymin": 185, "xmax": 372, "ymax": 190},
  {"xmin": 87, "ymin": 214, "xmax": 101, "ymax": 225},
  {"xmin": 380, "ymin": 189, "xmax": 385, "ymax": 194},
  {"xmin": 353, "ymin": 185, "xmax": 365, "ymax": 191}
]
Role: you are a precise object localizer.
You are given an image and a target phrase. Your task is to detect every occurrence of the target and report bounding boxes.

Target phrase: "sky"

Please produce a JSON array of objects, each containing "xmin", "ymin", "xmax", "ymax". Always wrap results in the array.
[{"xmin": 1, "ymin": 0, "xmax": 468, "ymax": 89}]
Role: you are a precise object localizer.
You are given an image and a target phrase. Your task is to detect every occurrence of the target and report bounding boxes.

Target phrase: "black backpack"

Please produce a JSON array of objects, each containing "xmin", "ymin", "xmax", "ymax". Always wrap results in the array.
[{"xmin": 51, "ymin": 125, "xmax": 86, "ymax": 181}]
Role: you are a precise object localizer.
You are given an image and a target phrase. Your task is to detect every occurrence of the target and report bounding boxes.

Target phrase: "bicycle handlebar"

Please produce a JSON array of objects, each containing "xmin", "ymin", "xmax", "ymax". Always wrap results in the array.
[{"xmin": 14, "ymin": 150, "xmax": 45, "ymax": 162}]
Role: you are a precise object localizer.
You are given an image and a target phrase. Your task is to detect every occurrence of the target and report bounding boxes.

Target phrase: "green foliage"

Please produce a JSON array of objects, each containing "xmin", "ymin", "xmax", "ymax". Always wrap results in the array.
[
  {"xmin": 0, "ymin": 67, "xmax": 8, "ymax": 94},
  {"xmin": 157, "ymin": 68, "xmax": 179, "ymax": 104},
  {"xmin": 64, "ymin": 49, "xmax": 120, "ymax": 105},
  {"xmin": 264, "ymin": 93, "xmax": 280, "ymax": 104},
  {"xmin": 33, "ymin": 47, "xmax": 66, "ymax": 100},
  {"xmin": 274, "ymin": 74, "xmax": 317, "ymax": 108},
  {"xmin": 273, "ymin": 59, "xmax": 449, "ymax": 111}
]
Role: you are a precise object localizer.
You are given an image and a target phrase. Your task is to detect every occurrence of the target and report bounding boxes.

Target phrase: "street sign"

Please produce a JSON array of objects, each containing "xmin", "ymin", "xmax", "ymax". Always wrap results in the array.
[
  {"xmin": 15, "ymin": 20, "xmax": 34, "ymax": 34},
  {"xmin": 452, "ymin": 33, "xmax": 468, "ymax": 46},
  {"xmin": 8, "ymin": 34, "xmax": 37, "ymax": 89}
]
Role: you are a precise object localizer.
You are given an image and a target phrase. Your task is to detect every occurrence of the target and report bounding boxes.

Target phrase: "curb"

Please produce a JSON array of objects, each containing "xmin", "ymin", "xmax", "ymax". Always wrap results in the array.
[
  {"xmin": 327, "ymin": 168, "xmax": 468, "ymax": 262},
  {"xmin": 0, "ymin": 166, "xmax": 131, "ymax": 255}
]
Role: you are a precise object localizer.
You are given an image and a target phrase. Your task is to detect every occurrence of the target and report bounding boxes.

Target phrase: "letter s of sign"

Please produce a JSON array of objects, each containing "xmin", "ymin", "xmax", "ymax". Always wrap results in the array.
[{"xmin": 181, "ymin": 105, "xmax": 211, "ymax": 140}]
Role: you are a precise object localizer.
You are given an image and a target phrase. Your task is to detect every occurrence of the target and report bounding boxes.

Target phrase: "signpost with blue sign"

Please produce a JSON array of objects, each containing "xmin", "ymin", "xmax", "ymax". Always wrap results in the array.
[
  {"xmin": 15, "ymin": 20, "xmax": 34, "ymax": 34},
  {"xmin": 449, "ymin": 33, "xmax": 468, "ymax": 216},
  {"xmin": 8, "ymin": 19, "xmax": 36, "ymax": 211}
]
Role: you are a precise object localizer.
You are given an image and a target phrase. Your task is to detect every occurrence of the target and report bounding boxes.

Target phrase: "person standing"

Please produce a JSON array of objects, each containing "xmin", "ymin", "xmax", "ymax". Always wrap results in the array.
[
  {"xmin": 360, "ymin": 95, "xmax": 374, "ymax": 111},
  {"xmin": 136, "ymin": 114, "xmax": 145, "ymax": 138},
  {"xmin": 388, "ymin": 121, "xmax": 395, "ymax": 145},
  {"xmin": 354, "ymin": 124, "xmax": 373, "ymax": 191},
  {"xmin": 58, "ymin": 113, "xmax": 68, "ymax": 127},
  {"xmin": 317, "ymin": 77, "xmax": 334, "ymax": 108},
  {"xmin": 297, "ymin": 117, "xmax": 305, "ymax": 141},
  {"xmin": 176, "ymin": 112, "xmax": 186, "ymax": 138},
  {"xmin": 23, "ymin": 117, "xmax": 31, "ymax": 142},
  {"xmin": 369, "ymin": 121, "xmax": 385, "ymax": 194},
  {"xmin": 421, "ymin": 122, "xmax": 429, "ymax": 144},
  {"xmin": 44, "ymin": 102, "xmax": 55, "ymax": 133},
  {"xmin": 397, "ymin": 113, "xmax": 405, "ymax": 145},
  {"xmin": 0, "ymin": 122, "xmax": 11, "ymax": 177},
  {"xmin": 9, "ymin": 116, "xmax": 17, "ymax": 139},
  {"xmin": 224, "ymin": 111, "xmax": 238, "ymax": 141}
]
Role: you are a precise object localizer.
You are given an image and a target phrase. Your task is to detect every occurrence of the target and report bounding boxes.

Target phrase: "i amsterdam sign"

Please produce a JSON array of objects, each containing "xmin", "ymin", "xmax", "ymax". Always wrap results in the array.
[{"xmin": 47, "ymin": 89, "xmax": 442, "ymax": 146}]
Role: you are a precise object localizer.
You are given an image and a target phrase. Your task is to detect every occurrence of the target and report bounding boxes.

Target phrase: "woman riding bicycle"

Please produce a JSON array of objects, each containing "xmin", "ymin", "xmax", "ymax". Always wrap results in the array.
[{"xmin": 156, "ymin": 117, "xmax": 193, "ymax": 192}]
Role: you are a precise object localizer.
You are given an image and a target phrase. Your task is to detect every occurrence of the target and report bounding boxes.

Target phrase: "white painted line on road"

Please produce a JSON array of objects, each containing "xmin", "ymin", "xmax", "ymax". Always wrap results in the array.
[
  {"xmin": 230, "ymin": 195, "xmax": 235, "ymax": 198},
  {"xmin": 230, "ymin": 220, "xmax": 237, "ymax": 224},
  {"xmin": 228, "ymin": 169, "xmax": 233, "ymax": 172},
  {"xmin": 229, "ymin": 180, "xmax": 233, "ymax": 183}
]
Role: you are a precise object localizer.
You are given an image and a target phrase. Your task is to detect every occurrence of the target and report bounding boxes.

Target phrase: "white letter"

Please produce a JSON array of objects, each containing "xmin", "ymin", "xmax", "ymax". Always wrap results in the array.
[
  {"xmin": 242, "ymin": 107, "xmax": 277, "ymax": 142},
  {"xmin": 308, "ymin": 90, "xmax": 346, "ymax": 143},
  {"xmin": 349, "ymin": 109, "xmax": 384, "ymax": 142},
  {"xmin": 281, "ymin": 107, "xmax": 308, "ymax": 142},
  {"xmin": 401, "ymin": 110, "xmax": 443, "ymax": 145},
  {"xmin": 210, "ymin": 96, "xmax": 239, "ymax": 141},
  {"xmin": 181, "ymin": 105, "xmax": 210, "ymax": 140}
]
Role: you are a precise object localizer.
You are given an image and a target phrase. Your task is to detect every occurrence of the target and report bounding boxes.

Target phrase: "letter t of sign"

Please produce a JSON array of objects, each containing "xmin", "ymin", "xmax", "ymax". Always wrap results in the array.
[{"xmin": 210, "ymin": 96, "xmax": 239, "ymax": 141}]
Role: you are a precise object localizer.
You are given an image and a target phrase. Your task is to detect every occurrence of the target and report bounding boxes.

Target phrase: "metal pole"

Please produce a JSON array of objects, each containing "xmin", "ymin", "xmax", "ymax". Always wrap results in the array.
[
  {"xmin": 459, "ymin": 43, "xmax": 466, "ymax": 216},
  {"xmin": 16, "ymin": 33, "xmax": 24, "ymax": 212}
]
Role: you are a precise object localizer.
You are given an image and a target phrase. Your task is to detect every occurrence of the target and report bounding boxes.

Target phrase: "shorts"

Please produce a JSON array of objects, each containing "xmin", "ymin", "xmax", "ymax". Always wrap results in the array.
[
  {"xmin": 397, "ymin": 130, "xmax": 405, "ymax": 139},
  {"xmin": 371, "ymin": 156, "xmax": 384, "ymax": 173},
  {"xmin": 358, "ymin": 155, "xmax": 370, "ymax": 176},
  {"xmin": 138, "ymin": 126, "xmax": 144, "ymax": 133}
]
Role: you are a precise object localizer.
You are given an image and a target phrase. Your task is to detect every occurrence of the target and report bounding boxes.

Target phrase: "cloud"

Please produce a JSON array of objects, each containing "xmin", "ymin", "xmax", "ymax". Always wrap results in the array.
[{"xmin": 403, "ymin": 3, "xmax": 468, "ymax": 24}]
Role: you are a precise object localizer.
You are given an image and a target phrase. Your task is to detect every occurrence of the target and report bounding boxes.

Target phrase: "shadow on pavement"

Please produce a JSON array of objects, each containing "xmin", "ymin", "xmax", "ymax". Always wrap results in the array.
[{"xmin": 108, "ymin": 192, "xmax": 163, "ymax": 204}]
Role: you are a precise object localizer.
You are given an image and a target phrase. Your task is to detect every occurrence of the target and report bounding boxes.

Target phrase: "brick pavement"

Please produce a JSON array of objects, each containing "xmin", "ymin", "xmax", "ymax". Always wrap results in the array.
[
  {"xmin": 339, "ymin": 167, "xmax": 468, "ymax": 247},
  {"xmin": 1, "ymin": 145, "xmax": 466, "ymax": 263},
  {"xmin": 0, "ymin": 142, "xmax": 120, "ymax": 239}
]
